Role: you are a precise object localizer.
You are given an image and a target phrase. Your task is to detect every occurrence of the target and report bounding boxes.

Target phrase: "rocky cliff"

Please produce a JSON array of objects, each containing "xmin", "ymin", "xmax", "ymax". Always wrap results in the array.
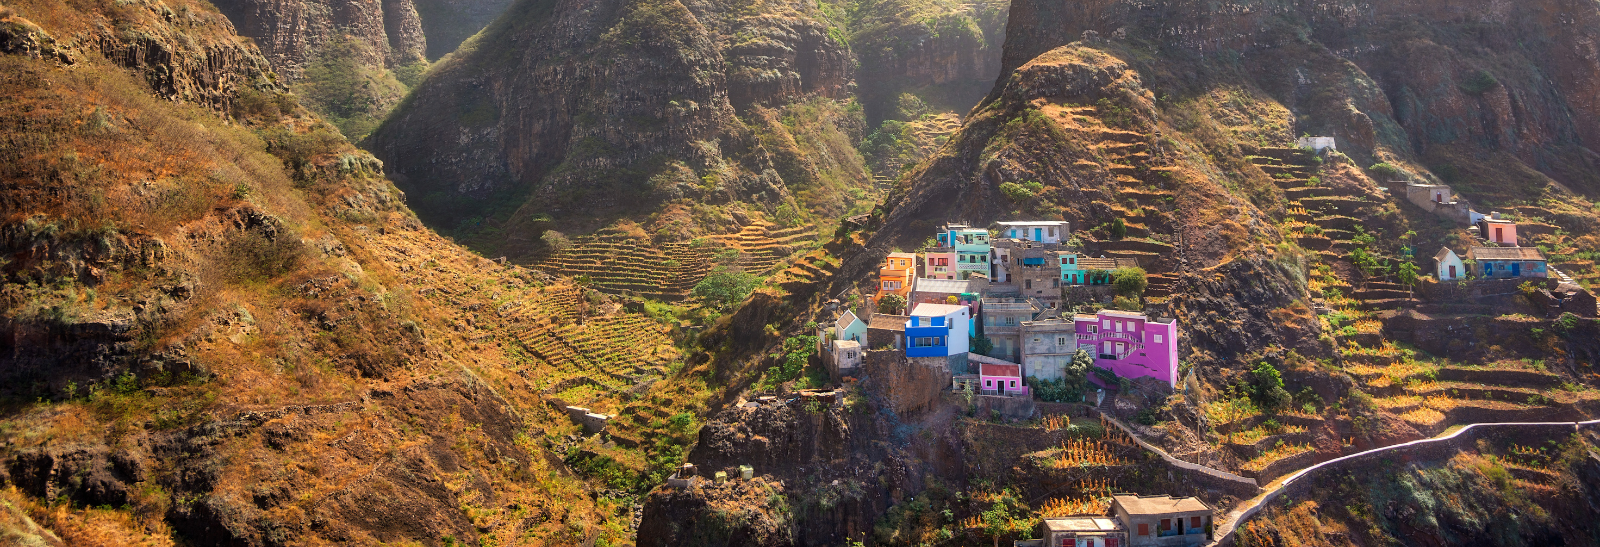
[{"xmin": 367, "ymin": 0, "xmax": 869, "ymax": 256}]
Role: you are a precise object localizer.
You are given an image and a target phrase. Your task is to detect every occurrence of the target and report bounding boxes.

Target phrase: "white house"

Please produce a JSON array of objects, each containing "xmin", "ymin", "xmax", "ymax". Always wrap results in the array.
[
  {"xmin": 1434, "ymin": 247, "xmax": 1465, "ymax": 282},
  {"xmin": 1296, "ymin": 136, "xmax": 1336, "ymax": 153},
  {"xmin": 994, "ymin": 221, "xmax": 1071, "ymax": 244}
]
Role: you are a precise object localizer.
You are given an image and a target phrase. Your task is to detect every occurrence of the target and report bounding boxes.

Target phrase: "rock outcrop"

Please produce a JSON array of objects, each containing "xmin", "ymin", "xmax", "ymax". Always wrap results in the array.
[{"xmin": 368, "ymin": 0, "xmax": 861, "ymax": 254}]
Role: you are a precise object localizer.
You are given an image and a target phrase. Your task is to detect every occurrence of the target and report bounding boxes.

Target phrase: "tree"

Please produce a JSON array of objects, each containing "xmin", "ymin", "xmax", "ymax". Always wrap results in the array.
[
  {"xmin": 878, "ymin": 293, "xmax": 907, "ymax": 315},
  {"xmin": 1113, "ymin": 267, "xmax": 1148, "ymax": 297},
  {"xmin": 1397, "ymin": 260, "xmax": 1420, "ymax": 291},
  {"xmin": 1110, "ymin": 218, "xmax": 1128, "ymax": 239},
  {"xmin": 1251, "ymin": 362, "xmax": 1291, "ymax": 411},
  {"xmin": 692, "ymin": 268, "xmax": 761, "ymax": 311},
  {"xmin": 541, "ymin": 230, "xmax": 572, "ymax": 251},
  {"xmin": 971, "ymin": 335, "xmax": 995, "ymax": 357}
]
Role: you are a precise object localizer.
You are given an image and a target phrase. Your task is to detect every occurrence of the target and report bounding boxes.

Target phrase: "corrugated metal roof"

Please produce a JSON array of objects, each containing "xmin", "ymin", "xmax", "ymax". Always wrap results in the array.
[{"xmin": 914, "ymin": 278, "xmax": 973, "ymax": 294}]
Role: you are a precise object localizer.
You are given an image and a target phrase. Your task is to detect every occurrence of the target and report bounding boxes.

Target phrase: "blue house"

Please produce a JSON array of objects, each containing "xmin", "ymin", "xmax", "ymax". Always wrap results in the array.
[
  {"xmin": 905, "ymin": 303, "xmax": 971, "ymax": 358},
  {"xmin": 1468, "ymin": 247, "xmax": 1547, "ymax": 279}
]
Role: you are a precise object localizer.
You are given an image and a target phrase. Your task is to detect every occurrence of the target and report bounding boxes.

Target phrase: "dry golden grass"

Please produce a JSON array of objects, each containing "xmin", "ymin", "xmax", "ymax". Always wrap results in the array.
[{"xmin": 1, "ymin": 487, "xmax": 173, "ymax": 547}]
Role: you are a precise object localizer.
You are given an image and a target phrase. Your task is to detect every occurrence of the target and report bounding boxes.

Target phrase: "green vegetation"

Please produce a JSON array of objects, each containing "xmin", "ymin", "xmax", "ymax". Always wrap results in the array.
[
  {"xmin": 1459, "ymin": 69, "xmax": 1500, "ymax": 95},
  {"xmin": 1113, "ymin": 266, "xmax": 1147, "ymax": 297},
  {"xmin": 1251, "ymin": 361, "xmax": 1291, "ymax": 411},
  {"xmin": 692, "ymin": 267, "xmax": 762, "ymax": 310},
  {"xmin": 292, "ymin": 37, "xmax": 410, "ymax": 140},
  {"xmin": 1029, "ymin": 349, "xmax": 1093, "ymax": 402}
]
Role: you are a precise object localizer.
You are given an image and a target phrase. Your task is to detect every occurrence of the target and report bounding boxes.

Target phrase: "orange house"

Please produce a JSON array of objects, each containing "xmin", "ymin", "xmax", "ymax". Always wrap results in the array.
[{"xmin": 875, "ymin": 252, "xmax": 917, "ymax": 309}]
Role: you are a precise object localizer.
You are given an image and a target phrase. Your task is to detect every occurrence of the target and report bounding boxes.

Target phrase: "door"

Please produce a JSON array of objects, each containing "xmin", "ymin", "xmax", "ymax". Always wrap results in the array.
[
  {"xmin": 1035, "ymin": 228, "xmax": 1043, "ymax": 240},
  {"xmin": 1448, "ymin": 265, "xmax": 1456, "ymax": 279},
  {"xmin": 1495, "ymin": 227, "xmax": 1504, "ymax": 243},
  {"xmin": 1511, "ymin": 262, "xmax": 1521, "ymax": 276}
]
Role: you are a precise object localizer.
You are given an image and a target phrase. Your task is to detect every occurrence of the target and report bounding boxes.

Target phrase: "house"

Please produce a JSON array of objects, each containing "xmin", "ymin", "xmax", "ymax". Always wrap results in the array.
[
  {"xmin": 995, "ymin": 221, "xmax": 1071, "ymax": 244},
  {"xmin": 868, "ymin": 313, "xmax": 909, "ymax": 350},
  {"xmin": 936, "ymin": 224, "xmax": 992, "ymax": 279},
  {"xmin": 1073, "ymin": 310, "xmax": 1180, "ymax": 387},
  {"xmin": 1020, "ymin": 318, "xmax": 1080, "ymax": 381},
  {"xmin": 977, "ymin": 359, "xmax": 1029, "ymax": 397},
  {"xmin": 835, "ymin": 310, "xmax": 867, "ymax": 344},
  {"xmin": 923, "ymin": 246, "xmax": 957, "ymax": 280},
  {"xmin": 905, "ymin": 303, "xmax": 971, "ymax": 358},
  {"xmin": 1069, "ymin": 257, "xmax": 1139, "ymax": 285},
  {"xmin": 1434, "ymin": 248, "xmax": 1465, "ymax": 282},
  {"xmin": 1033, "ymin": 516, "xmax": 1128, "ymax": 547},
  {"xmin": 1477, "ymin": 215, "xmax": 1519, "ymax": 246},
  {"xmin": 1111, "ymin": 494, "xmax": 1212, "ymax": 546},
  {"xmin": 982, "ymin": 298, "xmax": 1043, "ymax": 363},
  {"xmin": 1468, "ymin": 246, "xmax": 1548, "ymax": 279},
  {"xmin": 910, "ymin": 277, "xmax": 986, "ymax": 312},
  {"xmin": 876, "ymin": 252, "xmax": 918, "ymax": 308},
  {"xmin": 826, "ymin": 339, "xmax": 862, "ymax": 379},
  {"xmin": 1404, "ymin": 183, "xmax": 1474, "ymax": 224},
  {"xmin": 1296, "ymin": 136, "xmax": 1336, "ymax": 153}
]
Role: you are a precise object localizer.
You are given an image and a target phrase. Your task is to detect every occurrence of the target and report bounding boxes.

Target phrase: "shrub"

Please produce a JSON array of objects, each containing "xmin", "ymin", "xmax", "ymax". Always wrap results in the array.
[
  {"xmin": 1113, "ymin": 267, "xmax": 1147, "ymax": 297},
  {"xmin": 1112, "ymin": 295, "xmax": 1141, "ymax": 311},
  {"xmin": 692, "ymin": 268, "xmax": 761, "ymax": 310},
  {"xmin": 999, "ymin": 182, "xmax": 1034, "ymax": 202},
  {"xmin": 541, "ymin": 230, "xmax": 572, "ymax": 251},
  {"xmin": 1459, "ymin": 70, "xmax": 1499, "ymax": 95},
  {"xmin": 1251, "ymin": 362, "xmax": 1291, "ymax": 411},
  {"xmin": 1368, "ymin": 163, "xmax": 1400, "ymax": 178},
  {"xmin": 877, "ymin": 293, "xmax": 906, "ymax": 315},
  {"xmin": 1109, "ymin": 218, "xmax": 1127, "ymax": 239}
]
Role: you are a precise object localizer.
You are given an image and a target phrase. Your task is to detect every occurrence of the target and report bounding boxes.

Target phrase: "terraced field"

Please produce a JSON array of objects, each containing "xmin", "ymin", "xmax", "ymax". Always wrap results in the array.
[{"xmin": 532, "ymin": 221, "xmax": 818, "ymax": 300}]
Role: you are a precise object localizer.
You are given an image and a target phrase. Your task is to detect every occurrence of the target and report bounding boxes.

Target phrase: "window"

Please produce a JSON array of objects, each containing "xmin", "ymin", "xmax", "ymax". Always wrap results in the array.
[
  {"xmin": 985, "ymin": 380, "xmax": 993, "ymax": 388},
  {"xmin": 1052, "ymin": 279, "xmax": 1060, "ymax": 288},
  {"xmin": 1026, "ymin": 279, "xmax": 1033, "ymax": 289},
  {"xmin": 1103, "ymin": 320, "xmax": 1111, "ymax": 329},
  {"xmin": 1009, "ymin": 380, "xmax": 1017, "ymax": 388},
  {"xmin": 1161, "ymin": 519, "xmax": 1171, "ymax": 531},
  {"xmin": 1191, "ymin": 516, "xmax": 1202, "ymax": 529},
  {"xmin": 1049, "ymin": 227, "xmax": 1057, "ymax": 237},
  {"xmin": 1106, "ymin": 539, "xmax": 1118, "ymax": 547},
  {"xmin": 1138, "ymin": 523, "xmax": 1149, "ymax": 536},
  {"xmin": 1057, "ymin": 337, "xmax": 1068, "ymax": 346},
  {"xmin": 1115, "ymin": 321, "xmax": 1123, "ymax": 333},
  {"xmin": 1153, "ymin": 334, "xmax": 1163, "ymax": 344}
]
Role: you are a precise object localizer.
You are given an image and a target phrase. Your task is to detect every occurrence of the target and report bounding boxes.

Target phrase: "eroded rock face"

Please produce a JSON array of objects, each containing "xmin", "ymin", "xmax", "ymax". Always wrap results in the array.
[
  {"xmin": 1000, "ymin": 0, "xmax": 1600, "ymax": 192},
  {"xmin": 368, "ymin": 0, "xmax": 855, "ymax": 248},
  {"xmin": 210, "ymin": 0, "xmax": 426, "ymax": 78}
]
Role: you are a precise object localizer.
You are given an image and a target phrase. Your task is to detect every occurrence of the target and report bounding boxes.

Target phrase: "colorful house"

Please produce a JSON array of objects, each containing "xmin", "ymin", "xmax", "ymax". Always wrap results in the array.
[
  {"xmin": 910, "ymin": 277, "xmax": 985, "ymax": 313},
  {"xmin": 1468, "ymin": 247, "xmax": 1547, "ymax": 279},
  {"xmin": 1477, "ymin": 215, "xmax": 1519, "ymax": 246},
  {"xmin": 1035, "ymin": 516, "xmax": 1127, "ymax": 547},
  {"xmin": 936, "ymin": 224, "xmax": 991, "ymax": 279},
  {"xmin": 1073, "ymin": 310, "xmax": 1179, "ymax": 387},
  {"xmin": 923, "ymin": 247, "xmax": 957, "ymax": 280},
  {"xmin": 835, "ymin": 310, "xmax": 867, "ymax": 344},
  {"xmin": 905, "ymin": 303, "xmax": 971, "ymax": 358},
  {"xmin": 994, "ymin": 221, "xmax": 1070, "ymax": 244},
  {"xmin": 1433, "ymin": 248, "xmax": 1464, "ymax": 282},
  {"xmin": 876, "ymin": 252, "xmax": 917, "ymax": 307},
  {"xmin": 977, "ymin": 361, "xmax": 1029, "ymax": 396}
]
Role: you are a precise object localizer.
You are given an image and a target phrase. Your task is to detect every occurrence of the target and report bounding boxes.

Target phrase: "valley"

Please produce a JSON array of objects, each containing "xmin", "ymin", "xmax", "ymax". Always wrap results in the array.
[{"xmin": 3, "ymin": 0, "xmax": 1600, "ymax": 546}]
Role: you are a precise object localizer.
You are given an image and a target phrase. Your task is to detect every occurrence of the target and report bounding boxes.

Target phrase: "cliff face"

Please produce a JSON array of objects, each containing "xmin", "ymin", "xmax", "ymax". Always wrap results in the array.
[
  {"xmin": 999, "ymin": 0, "xmax": 1600, "ymax": 194},
  {"xmin": 368, "ymin": 0, "xmax": 864, "ymax": 255},
  {"xmin": 849, "ymin": 0, "xmax": 1010, "ymax": 123},
  {"xmin": 210, "ymin": 0, "xmax": 426, "ymax": 78}
]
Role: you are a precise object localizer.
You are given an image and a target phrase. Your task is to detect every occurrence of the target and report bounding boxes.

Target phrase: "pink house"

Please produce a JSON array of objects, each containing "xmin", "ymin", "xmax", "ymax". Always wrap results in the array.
[
  {"xmin": 1073, "ymin": 310, "xmax": 1179, "ymax": 387},
  {"xmin": 923, "ymin": 247, "xmax": 957, "ymax": 280},
  {"xmin": 978, "ymin": 362, "xmax": 1029, "ymax": 396},
  {"xmin": 1478, "ymin": 216, "xmax": 1519, "ymax": 247}
]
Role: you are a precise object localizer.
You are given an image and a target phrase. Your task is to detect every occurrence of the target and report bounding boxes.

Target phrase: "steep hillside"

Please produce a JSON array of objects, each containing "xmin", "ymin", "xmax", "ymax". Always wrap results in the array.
[
  {"xmin": 209, "ymin": 0, "xmax": 513, "ymax": 138},
  {"xmin": 839, "ymin": 0, "xmax": 1600, "ymax": 522},
  {"xmin": 0, "ymin": 0, "xmax": 723, "ymax": 544}
]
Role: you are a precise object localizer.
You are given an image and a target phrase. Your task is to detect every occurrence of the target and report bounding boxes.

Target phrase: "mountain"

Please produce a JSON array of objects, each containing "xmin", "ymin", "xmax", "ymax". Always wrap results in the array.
[
  {"xmin": 365, "ymin": 0, "xmax": 1010, "ymax": 259},
  {"xmin": 0, "ymin": 0, "xmax": 713, "ymax": 544},
  {"xmin": 208, "ymin": 0, "xmax": 514, "ymax": 138}
]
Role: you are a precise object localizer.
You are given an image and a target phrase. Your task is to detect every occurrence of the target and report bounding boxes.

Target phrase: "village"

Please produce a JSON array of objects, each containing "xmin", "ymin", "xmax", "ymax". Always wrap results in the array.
[{"xmin": 562, "ymin": 138, "xmax": 1600, "ymax": 547}]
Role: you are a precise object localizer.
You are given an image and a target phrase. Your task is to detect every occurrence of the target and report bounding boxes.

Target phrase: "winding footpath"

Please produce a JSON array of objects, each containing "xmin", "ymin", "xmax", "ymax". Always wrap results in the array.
[{"xmin": 1203, "ymin": 418, "xmax": 1600, "ymax": 546}]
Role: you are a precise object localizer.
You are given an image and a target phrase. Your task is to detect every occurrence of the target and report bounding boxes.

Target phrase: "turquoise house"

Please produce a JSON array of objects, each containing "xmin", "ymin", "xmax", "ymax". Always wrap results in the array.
[{"xmin": 936, "ymin": 224, "xmax": 991, "ymax": 279}]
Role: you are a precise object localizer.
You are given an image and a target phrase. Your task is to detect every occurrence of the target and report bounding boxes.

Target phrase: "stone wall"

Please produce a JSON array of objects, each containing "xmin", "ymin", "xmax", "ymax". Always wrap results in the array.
[{"xmin": 973, "ymin": 394, "xmax": 1036, "ymax": 421}]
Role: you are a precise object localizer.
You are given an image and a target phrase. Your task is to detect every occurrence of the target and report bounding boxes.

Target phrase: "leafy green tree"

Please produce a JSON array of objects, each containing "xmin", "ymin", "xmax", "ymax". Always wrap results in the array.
[
  {"xmin": 1397, "ymin": 260, "xmax": 1420, "ymax": 290},
  {"xmin": 970, "ymin": 335, "xmax": 995, "ymax": 357},
  {"xmin": 878, "ymin": 293, "xmax": 907, "ymax": 315},
  {"xmin": 1113, "ymin": 266, "xmax": 1147, "ymax": 297},
  {"xmin": 1110, "ymin": 218, "xmax": 1128, "ymax": 239},
  {"xmin": 692, "ymin": 268, "xmax": 761, "ymax": 310},
  {"xmin": 1251, "ymin": 361, "xmax": 1291, "ymax": 411}
]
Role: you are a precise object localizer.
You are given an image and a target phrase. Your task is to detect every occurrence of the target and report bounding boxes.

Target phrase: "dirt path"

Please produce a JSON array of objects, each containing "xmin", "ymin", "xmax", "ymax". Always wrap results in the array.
[{"xmin": 1204, "ymin": 418, "xmax": 1600, "ymax": 546}]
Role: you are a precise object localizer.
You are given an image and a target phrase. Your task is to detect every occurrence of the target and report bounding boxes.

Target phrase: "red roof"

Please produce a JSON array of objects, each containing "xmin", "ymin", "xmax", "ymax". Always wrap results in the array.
[{"xmin": 980, "ymin": 363, "xmax": 1021, "ymax": 378}]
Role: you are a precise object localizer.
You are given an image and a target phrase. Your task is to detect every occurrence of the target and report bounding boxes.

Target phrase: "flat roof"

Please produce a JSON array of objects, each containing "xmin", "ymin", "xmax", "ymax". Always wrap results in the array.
[
  {"xmin": 1045, "ymin": 517, "xmax": 1122, "ymax": 533},
  {"xmin": 910, "ymin": 303, "xmax": 968, "ymax": 317},
  {"xmin": 869, "ymin": 314, "xmax": 909, "ymax": 332},
  {"xmin": 887, "ymin": 252, "xmax": 918, "ymax": 259},
  {"xmin": 1113, "ymin": 494, "xmax": 1211, "ymax": 516},
  {"xmin": 831, "ymin": 339, "xmax": 860, "ymax": 349},
  {"xmin": 994, "ymin": 221, "xmax": 1069, "ymax": 226},
  {"xmin": 1098, "ymin": 310, "xmax": 1150, "ymax": 319},
  {"xmin": 1468, "ymin": 247, "xmax": 1544, "ymax": 261},
  {"xmin": 914, "ymin": 278, "xmax": 973, "ymax": 294},
  {"xmin": 1481, "ymin": 218, "xmax": 1515, "ymax": 225}
]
